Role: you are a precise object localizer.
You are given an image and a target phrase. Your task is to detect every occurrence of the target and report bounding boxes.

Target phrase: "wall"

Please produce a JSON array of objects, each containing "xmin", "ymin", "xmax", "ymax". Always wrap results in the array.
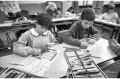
[
  {"xmin": 19, "ymin": 1, "xmax": 62, "ymax": 15},
  {"xmin": 0, "ymin": 2, "xmax": 8, "ymax": 23},
  {"xmin": 19, "ymin": 3, "xmax": 46, "ymax": 15},
  {"xmin": 62, "ymin": 1, "xmax": 72, "ymax": 16},
  {"xmin": 18, "ymin": 1, "xmax": 46, "ymax": 4}
]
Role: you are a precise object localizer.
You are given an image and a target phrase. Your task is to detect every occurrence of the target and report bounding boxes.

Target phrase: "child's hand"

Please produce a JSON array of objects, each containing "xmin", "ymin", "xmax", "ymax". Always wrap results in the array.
[
  {"xmin": 88, "ymin": 39, "xmax": 96, "ymax": 44},
  {"xmin": 80, "ymin": 41, "xmax": 88, "ymax": 49},
  {"xmin": 41, "ymin": 46, "xmax": 49, "ymax": 53},
  {"xmin": 30, "ymin": 48, "xmax": 42, "ymax": 56}
]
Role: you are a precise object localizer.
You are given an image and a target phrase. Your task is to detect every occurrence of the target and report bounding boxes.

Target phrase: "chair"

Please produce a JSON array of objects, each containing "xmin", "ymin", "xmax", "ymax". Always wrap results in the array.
[
  {"xmin": 57, "ymin": 30, "xmax": 68, "ymax": 44},
  {"xmin": 101, "ymin": 59, "xmax": 120, "ymax": 78}
]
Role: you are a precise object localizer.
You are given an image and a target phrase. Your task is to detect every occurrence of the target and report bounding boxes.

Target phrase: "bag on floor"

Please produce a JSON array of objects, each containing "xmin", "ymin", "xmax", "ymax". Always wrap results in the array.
[{"xmin": 109, "ymin": 39, "xmax": 120, "ymax": 56}]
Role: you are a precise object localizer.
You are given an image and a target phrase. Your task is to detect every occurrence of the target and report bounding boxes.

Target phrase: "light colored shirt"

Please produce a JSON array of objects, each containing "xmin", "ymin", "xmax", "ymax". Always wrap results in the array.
[
  {"xmin": 100, "ymin": 12, "xmax": 119, "ymax": 22},
  {"xmin": 13, "ymin": 28, "xmax": 57, "ymax": 56}
]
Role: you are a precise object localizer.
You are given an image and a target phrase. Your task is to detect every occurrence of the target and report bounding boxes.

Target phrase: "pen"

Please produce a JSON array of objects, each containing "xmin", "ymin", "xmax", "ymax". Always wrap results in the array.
[
  {"xmin": 90, "ymin": 55, "xmax": 101, "ymax": 59},
  {"xmin": 9, "ymin": 63, "xmax": 24, "ymax": 66},
  {"xmin": 63, "ymin": 47, "xmax": 81, "ymax": 51}
]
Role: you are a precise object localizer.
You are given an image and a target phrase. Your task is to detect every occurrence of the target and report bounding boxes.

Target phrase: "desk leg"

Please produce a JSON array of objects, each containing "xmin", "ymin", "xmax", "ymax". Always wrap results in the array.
[
  {"xmin": 114, "ymin": 27, "xmax": 120, "ymax": 39},
  {"xmin": 110, "ymin": 27, "xmax": 116, "ymax": 39}
]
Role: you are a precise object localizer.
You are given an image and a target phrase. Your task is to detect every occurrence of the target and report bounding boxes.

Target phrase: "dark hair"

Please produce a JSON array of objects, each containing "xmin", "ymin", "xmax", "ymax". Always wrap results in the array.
[
  {"xmin": 67, "ymin": 7, "xmax": 74, "ymax": 13},
  {"xmin": 57, "ymin": 7, "xmax": 61, "ymax": 11},
  {"xmin": 8, "ymin": 12, "xmax": 14, "ymax": 16},
  {"xmin": 67, "ymin": 7, "xmax": 73, "ymax": 11},
  {"xmin": 16, "ymin": 11, "xmax": 22, "ymax": 18},
  {"xmin": 36, "ymin": 13, "xmax": 52, "ymax": 29},
  {"xmin": 81, "ymin": 8, "xmax": 95, "ymax": 21},
  {"xmin": 107, "ymin": 4, "xmax": 115, "ymax": 11}
]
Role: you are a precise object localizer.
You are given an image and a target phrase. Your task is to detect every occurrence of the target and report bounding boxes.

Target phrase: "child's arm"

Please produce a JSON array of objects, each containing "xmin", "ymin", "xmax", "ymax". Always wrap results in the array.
[
  {"xmin": 90, "ymin": 26, "xmax": 101, "ymax": 41},
  {"xmin": 13, "ymin": 32, "xmax": 42, "ymax": 56}
]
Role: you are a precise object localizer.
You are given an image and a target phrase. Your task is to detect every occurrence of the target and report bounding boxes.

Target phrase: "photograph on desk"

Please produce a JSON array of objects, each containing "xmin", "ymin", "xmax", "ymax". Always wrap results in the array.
[{"xmin": 1, "ymin": 0, "xmax": 120, "ymax": 78}]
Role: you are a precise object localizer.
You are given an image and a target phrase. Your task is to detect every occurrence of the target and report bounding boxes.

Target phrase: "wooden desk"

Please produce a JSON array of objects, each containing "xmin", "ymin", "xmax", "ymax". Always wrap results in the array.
[
  {"xmin": 0, "ymin": 23, "xmax": 13, "ymax": 28},
  {"xmin": 0, "ymin": 22, "xmax": 33, "ymax": 49},
  {"xmin": 50, "ymin": 38, "xmax": 117, "ymax": 64},
  {"xmin": 94, "ymin": 18, "xmax": 120, "ymax": 39},
  {"xmin": 52, "ymin": 16, "xmax": 79, "ymax": 26},
  {"xmin": 52, "ymin": 16, "xmax": 79, "ymax": 22},
  {"xmin": 0, "ymin": 38, "xmax": 117, "ymax": 77},
  {"xmin": 0, "ymin": 51, "xmax": 68, "ymax": 78}
]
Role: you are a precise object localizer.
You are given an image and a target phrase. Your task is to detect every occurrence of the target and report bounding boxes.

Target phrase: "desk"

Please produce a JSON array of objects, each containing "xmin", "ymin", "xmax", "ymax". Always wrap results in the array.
[
  {"xmin": 51, "ymin": 38, "xmax": 117, "ymax": 64},
  {"xmin": 0, "ymin": 51, "xmax": 68, "ymax": 78},
  {"xmin": 0, "ymin": 23, "xmax": 13, "ymax": 28},
  {"xmin": 52, "ymin": 16, "xmax": 79, "ymax": 22},
  {"xmin": 0, "ymin": 38, "xmax": 117, "ymax": 78},
  {"xmin": 52, "ymin": 16, "xmax": 79, "ymax": 26},
  {"xmin": 0, "ymin": 21, "xmax": 34, "ymax": 49},
  {"xmin": 94, "ymin": 18, "xmax": 120, "ymax": 39}
]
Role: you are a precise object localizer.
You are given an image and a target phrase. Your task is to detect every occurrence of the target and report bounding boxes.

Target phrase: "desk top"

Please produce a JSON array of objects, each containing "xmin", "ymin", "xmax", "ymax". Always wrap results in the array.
[
  {"xmin": 94, "ymin": 18, "xmax": 120, "ymax": 27},
  {"xmin": 0, "ymin": 23, "xmax": 13, "ymax": 28},
  {"xmin": 1, "ymin": 17, "xmax": 120, "ymax": 28},
  {"xmin": 0, "ymin": 50, "xmax": 68, "ymax": 78},
  {"xmin": 50, "ymin": 38, "xmax": 117, "ymax": 64},
  {"xmin": 0, "ymin": 21, "xmax": 31, "ymax": 28},
  {"xmin": 52, "ymin": 16, "xmax": 79, "ymax": 22},
  {"xmin": 0, "ymin": 38, "xmax": 117, "ymax": 78}
]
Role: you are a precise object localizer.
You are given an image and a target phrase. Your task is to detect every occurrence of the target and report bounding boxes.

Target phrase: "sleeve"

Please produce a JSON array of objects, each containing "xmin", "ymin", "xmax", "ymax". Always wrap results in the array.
[
  {"xmin": 112, "ymin": 12, "xmax": 119, "ymax": 22},
  {"xmin": 89, "ymin": 26, "xmax": 101, "ymax": 41},
  {"xmin": 13, "ymin": 31, "xmax": 42, "ymax": 56},
  {"xmin": 63, "ymin": 23, "xmax": 81, "ymax": 47}
]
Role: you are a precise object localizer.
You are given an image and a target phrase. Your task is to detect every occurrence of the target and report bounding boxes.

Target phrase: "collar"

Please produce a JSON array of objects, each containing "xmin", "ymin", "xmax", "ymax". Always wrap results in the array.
[{"xmin": 29, "ymin": 28, "xmax": 48, "ymax": 36}]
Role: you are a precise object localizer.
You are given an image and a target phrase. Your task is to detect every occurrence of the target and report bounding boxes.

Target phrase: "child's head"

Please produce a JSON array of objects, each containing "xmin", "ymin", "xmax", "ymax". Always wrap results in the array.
[
  {"xmin": 80, "ymin": 8, "xmax": 95, "ymax": 29},
  {"xmin": 35, "ymin": 13, "xmax": 52, "ymax": 34},
  {"xmin": 46, "ymin": 2, "xmax": 57, "ymax": 11},
  {"xmin": 16, "ymin": 11, "xmax": 22, "ymax": 18},
  {"xmin": 107, "ymin": 4, "xmax": 115, "ymax": 14},
  {"xmin": 67, "ymin": 7, "xmax": 74, "ymax": 13},
  {"xmin": 56, "ymin": 7, "xmax": 62, "ymax": 15}
]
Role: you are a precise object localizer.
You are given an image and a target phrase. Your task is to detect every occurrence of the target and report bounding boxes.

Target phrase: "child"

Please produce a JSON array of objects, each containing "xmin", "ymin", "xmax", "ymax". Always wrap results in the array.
[
  {"xmin": 63, "ymin": 8, "xmax": 100, "ymax": 49},
  {"xmin": 65, "ymin": 7, "xmax": 76, "ymax": 17},
  {"xmin": 13, "ymin": 13, "xmax": 57, "ymax": 56},
  {"xmin": 45, "ymin": 2, "xmax": 57, "ymax": 18},
  {"xmin": 99, "ymin": 4, "xmax": 119, "ymax": 23},
  {"xmin": 56, "ymin": 7, "xmax": 62, "ymax": 18},
  {"xmin": 15, "ymin": 11, "xmax": 27, "ymax": 22}
]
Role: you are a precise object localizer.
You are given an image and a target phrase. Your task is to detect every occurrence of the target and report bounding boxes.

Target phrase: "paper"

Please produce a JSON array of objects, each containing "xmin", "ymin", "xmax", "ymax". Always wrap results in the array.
[{"xmin": 17, "ymin": 55, "xmax": 51, "ymax": 76}]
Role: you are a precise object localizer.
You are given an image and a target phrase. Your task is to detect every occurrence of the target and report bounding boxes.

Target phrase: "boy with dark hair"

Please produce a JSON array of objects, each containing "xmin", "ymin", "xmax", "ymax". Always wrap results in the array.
[
  {"xmin": 13, "ymin": 13, "xmax": 57, "ymax": 56},
  {"xmin": 16, "ymin": 11, "xmax": 27, "ymax": 22},
  {"xmin": 63, "ymin": 8, "xmax": 100, "ymax": 49}
]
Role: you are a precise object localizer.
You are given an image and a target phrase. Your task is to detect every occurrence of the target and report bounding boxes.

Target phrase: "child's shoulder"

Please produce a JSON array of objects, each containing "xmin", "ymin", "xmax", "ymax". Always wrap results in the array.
[
  {"xmin": 47, "ymin": 30, "xmax": 53, "ymax": 35},
  {"xmin": 22, "ymin": 30, "xmax": 31, "ymax": 36}
]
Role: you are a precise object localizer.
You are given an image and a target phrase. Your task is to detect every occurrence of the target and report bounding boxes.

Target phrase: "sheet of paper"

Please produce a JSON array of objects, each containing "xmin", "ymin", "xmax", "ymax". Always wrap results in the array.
[{"xmin": 16, "ymin": 55, "xmax": 50, "ymax": 76}]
